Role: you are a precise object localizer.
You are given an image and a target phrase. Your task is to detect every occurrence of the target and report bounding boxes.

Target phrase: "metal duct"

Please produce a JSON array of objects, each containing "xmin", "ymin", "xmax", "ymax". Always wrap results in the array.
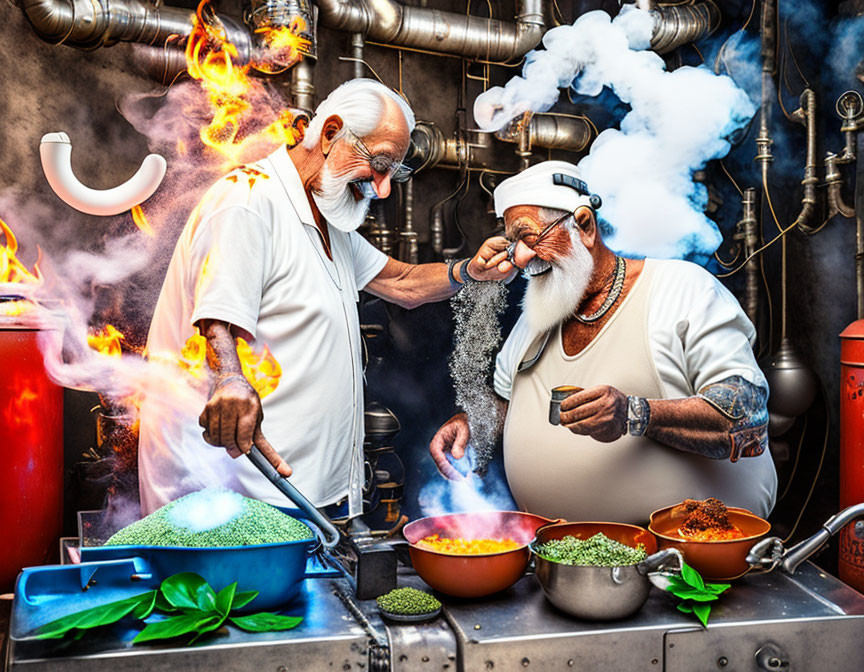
[
  {"xmin": 21, "ymin": 0, "xmax": 194, "ymax": 50},
  {"xmin": 247, "ymin": 0, "xmax": 317, "ymax": 70},
  {"xmin": 792, "ymin": 89, "xmax": 818, "ymax": 233},
  {"xmin": 494, "ymin": 113, "xmax": 592, "ymax": 153},
  {"xmin": 314, "ymin": 0, "xmax": 544, "ymax": 62},
  {"xmin": 649, "ymin": 2, "xmax": 720, "ymax": 55}
]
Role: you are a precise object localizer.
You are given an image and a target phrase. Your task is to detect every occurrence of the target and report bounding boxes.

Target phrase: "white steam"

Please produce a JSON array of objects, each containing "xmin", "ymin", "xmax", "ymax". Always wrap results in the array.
[
  {"xmin": 418, "ymin": 472, "xmax": 515, "ymax": 517},
  {"xmin": 167, "ymin": 488, "xmax": 246, "ymax": 532},
  {"xmin": 474, "ymin": 7, "xmax": 756, "ymax": 261}
]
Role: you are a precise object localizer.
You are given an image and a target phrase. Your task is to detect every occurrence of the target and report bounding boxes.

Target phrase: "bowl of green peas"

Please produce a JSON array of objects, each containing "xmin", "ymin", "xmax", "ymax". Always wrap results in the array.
[{"xmin": 530, "ymin": 521, "xmax": 682, "ymax": 620}]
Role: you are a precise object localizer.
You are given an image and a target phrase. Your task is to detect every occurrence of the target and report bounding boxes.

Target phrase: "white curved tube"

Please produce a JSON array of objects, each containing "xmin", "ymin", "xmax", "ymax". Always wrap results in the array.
[{"xmin": 40, "ymin": 132, "xmax": 167, "ymax": 216}]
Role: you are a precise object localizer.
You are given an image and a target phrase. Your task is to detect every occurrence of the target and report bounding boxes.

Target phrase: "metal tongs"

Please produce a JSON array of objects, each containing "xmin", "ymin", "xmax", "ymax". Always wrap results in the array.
[
  {"xmin": 746, "ymin": 502, "xmax": 864, "ymax": 574},
  {"xmin": 246, "ymin": 445, "xmax": 341, "ymax": 551}
]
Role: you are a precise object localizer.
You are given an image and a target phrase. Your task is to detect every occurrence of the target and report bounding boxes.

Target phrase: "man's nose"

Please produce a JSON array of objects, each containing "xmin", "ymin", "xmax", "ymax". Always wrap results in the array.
[
  {"xmin": 372, "ymin": 172, "xmax": 391, "ymax": 199},
  {"xmin": 512, "ymin": 239, "xmax": 536, "ymax": 268}
]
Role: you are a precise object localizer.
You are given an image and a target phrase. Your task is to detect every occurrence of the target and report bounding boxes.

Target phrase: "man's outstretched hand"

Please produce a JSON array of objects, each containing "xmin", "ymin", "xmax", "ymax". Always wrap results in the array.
[
  {"xmin": 429, "ymin": 412, "xmax": 470, "ymax": 480},
  {"xmin": 467, "ymin": 236, "xmax": 518, "ymax": 282}
]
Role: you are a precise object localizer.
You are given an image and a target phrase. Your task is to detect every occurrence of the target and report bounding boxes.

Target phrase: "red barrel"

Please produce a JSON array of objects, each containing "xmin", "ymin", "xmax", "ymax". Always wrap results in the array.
[
  {"xmin": 840, "ymin": 320, "xmax": 864, "ymax": 592},
  {"xmin": 0, "ymin": 327, "xmax": 64, "ymax": 591}
]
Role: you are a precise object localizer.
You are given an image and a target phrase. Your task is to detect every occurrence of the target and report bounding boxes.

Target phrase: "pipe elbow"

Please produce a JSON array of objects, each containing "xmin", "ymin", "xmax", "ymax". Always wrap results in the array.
[
  {"xmin": 22, "ymin": 0, "xmax": 79, "ymax": 45},
  {"xmin": 40, "ymin": 132, "xmax": 167, "ymax": 216},
  {"xmin": 650, "ymin": 2, "xmax": 720, "ymax": 55}
]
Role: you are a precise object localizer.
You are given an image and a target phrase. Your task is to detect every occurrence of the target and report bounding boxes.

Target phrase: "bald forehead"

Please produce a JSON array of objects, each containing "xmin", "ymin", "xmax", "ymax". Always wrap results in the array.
[{"xmin": 362, "ymin": 96, "xmax": 410, "ymax": 157}]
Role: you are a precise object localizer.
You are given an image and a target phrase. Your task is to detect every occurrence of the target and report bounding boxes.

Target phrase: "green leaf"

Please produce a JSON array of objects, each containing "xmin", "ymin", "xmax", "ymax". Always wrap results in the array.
[
  {"xmin": 693, "ymin": 603, "xmax": 712, "ymax": 627},
  {"xmin": 155, "ymin": 592, "xmax": 180, "ymax": 613},
  {"xmin": 680, "ymin": 563, "xmax": 705, "ymax": 591},
  {"xmin": 34, "ymin": 591, "xmax": 157, "ymax": 639},
  {"xmin": 669, "ymin": 590, "xmax": 720, "ymax": 603},
  {"xmin": 132, "ymin": 591, "xmax": 159, "ymax": 620},
  {"xmin": 215, "ymin": 583, "xmax": 237, "ymax": 617},
  {"xmin": 195, "ymin": 582, "xmax": 218, "ymax": 613},
  {"xmin": 676, "ymin": 602, "xmax": 694, "ymax": 614},
  {"xmin": 229, "ymin": 613, "xmax": 303, "ymax": 633},
  {"xmin": 160, "ymin": 573, "xmax": 209, "ymax": 611},
  {"xmin": 132, "ymin": 612, "xmax": 219, "ymax": 644},
  {"xmin": 230, "ymin": 591, "xmax": 259, "ymax": 610},
  {"xmin": 705, "ymin": 582, "xmax": 731, "ymax": 595}
]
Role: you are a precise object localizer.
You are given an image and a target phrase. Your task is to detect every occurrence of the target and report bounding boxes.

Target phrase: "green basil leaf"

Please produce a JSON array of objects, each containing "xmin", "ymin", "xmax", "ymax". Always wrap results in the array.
[
  {"xmin": 34, "ymin": 591, "xmax": 157, "ymax": 639},
  {"xmin": 229, "ymin": 613, "xmax": 303, "ymax": 633},
  {"xmin": 215, "ymin": 583, "xmax": 237, "ymax": 617},
  {"xmin": 676, "ymin": 602, "xmax": 693, "ymax": 614},
  {"xmin": 693, "ymin": 603, "xmax": 712, "ymax": 627},
  {"xmin": 160, "ymin": 573, "xmax": 209, "ymax": 611},
  {"xmin": 705, "ymin": 582, "xmax": 731, "ymax": 594},
  {"xmin": 670, "ymin": 590, "xmax": 720, "ymax": 602},
  {"xmin": 132, "ymin": 591, "xmax": 159, "ymax": 620},
  {"xmin": 230, "ymin": 591, "xmax": 259, "ymax": 610},
  {"xmin": 132, "ymin": 612, "xmax": 219, "ymax": 644},
  {"xmin": 155, "ymin": 592, "xmax": 179, "ymax": 613},
  {"xmin": 195, "ymin": 582, "xmax": 218, "ymax": 613},
  {"xmin": 680, "ymin": 563, "xmax": 705, "ymax": 591}
]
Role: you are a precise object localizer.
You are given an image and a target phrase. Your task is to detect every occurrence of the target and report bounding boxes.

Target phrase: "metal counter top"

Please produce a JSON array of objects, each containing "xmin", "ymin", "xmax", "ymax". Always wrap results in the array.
[{"xmin": 7, "ymin": 562, "xmax": 864, "ymax": 671}]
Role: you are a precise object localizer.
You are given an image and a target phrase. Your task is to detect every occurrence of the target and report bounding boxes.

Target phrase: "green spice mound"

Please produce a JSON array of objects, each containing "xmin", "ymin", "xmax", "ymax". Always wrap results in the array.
[
  {"xmin": 536, "ymin": 533, "xmax": 647, "ymax": 567},
  {"xmin": 376, "ymin": 587, "xmax": 442, "ymax": 615},
  {"xmin": 104, "ymin": 489, "xmax": 313, "ymax": 548}
]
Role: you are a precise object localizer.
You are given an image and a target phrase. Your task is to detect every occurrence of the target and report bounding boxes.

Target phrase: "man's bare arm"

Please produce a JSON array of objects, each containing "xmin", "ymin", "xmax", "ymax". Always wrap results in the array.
[
  {"xmin": 364, "ymin": 237, "xmax": 514, "ymax": 309},
  {"xmin": 197, "ymin": 319, "xmax": 290, "ymax": 475},
  {"xmin": 559, "ymin": 376, "xmax": 768, "ymax": 461}
]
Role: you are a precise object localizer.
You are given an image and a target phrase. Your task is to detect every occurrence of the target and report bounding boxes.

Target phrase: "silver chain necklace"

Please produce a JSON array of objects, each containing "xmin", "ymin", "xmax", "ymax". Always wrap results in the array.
[{"xmin": 575, "ymin": 256, "xmax": 627, "ymax": 324}]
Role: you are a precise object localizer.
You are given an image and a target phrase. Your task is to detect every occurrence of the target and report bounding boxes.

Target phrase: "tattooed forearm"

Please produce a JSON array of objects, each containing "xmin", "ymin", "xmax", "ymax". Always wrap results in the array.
[
  {"xmin": 698, "ymin": 375, "xmax": 768, "ymax": 461},
  {"xmin": 642, "ymin": 376, "xmax": 768, "ymax": 461}
]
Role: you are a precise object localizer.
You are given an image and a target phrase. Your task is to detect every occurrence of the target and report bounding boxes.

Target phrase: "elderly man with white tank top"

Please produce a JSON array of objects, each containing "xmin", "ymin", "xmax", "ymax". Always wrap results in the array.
[{"xmin": 429, "ymin": 160, "xmax": 777, "ymax": 524}]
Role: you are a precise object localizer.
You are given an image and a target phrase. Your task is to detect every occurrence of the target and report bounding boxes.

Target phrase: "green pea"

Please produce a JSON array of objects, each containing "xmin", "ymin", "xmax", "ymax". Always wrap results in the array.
[{"xmin": 536, "ymin": 533, "xmax": 647, "ymax": 567}]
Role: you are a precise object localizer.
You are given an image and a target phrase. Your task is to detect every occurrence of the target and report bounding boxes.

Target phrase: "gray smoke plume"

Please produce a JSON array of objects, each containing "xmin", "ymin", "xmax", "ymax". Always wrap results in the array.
[{"xmin": 448, "ymin": 281, "xmax": 508, "ymax": 472}]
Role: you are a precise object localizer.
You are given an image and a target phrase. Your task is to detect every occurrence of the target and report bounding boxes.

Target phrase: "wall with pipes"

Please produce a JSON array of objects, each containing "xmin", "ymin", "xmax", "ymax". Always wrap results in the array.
[{"xmin": 0, "ymin": 0, "xmax": 860, "ymax": 567}]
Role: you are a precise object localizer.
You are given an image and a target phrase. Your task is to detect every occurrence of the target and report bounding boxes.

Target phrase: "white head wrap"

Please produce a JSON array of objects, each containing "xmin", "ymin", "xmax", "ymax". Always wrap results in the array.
[{"xmin": 493, "ymin": 160, "xmax": 598, "ymax": 218}]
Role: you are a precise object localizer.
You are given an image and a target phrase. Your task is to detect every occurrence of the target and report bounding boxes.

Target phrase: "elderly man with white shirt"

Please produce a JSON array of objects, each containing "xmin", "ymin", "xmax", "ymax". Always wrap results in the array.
[
  {"xmin": 430, "ymin": 160, "xmax": 777, "ymax": 523},
  {"xmin": 139, "ymin": 79, "xmax": 512, "ymax": 517}
]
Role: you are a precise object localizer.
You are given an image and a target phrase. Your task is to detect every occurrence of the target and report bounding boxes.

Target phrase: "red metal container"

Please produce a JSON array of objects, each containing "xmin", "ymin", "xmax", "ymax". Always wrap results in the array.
[
  {"xmin": 0, "ymin": 327, "xmax": 64, "ymax": 591},
  {"xmin": 840, "ymin": 320, "xmax": 864, "ymax": 593}
]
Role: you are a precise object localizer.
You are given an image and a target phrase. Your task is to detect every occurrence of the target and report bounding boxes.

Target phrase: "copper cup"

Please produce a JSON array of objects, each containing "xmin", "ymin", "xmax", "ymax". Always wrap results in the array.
[{"xmin": 549, "ymin": 385, "xmax": 583, "ymax": 425}]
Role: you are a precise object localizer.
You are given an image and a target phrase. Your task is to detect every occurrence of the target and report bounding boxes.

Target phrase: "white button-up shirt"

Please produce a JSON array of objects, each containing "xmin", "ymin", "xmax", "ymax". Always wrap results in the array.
[{"xmin": 139, "ymin": 146, "xmax": 387, "ymax": 516}]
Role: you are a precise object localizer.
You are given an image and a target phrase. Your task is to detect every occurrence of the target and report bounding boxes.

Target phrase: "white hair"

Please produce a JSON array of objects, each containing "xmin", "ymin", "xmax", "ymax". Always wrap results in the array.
[{"xmin": 303, "ymin": 78, "xmax": 416, "ymax": 149}]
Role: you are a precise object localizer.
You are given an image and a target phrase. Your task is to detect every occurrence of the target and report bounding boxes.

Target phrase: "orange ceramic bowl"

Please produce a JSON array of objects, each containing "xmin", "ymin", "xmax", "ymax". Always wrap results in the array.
[{"xmin": 648, "ymin": 503, "xmax": 771, "ymax": 581}]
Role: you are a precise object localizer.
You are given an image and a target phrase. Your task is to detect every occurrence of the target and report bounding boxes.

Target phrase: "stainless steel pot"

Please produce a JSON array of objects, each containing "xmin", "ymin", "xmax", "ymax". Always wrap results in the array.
[{"xmin": 531, "ymin": 521, "xmax": 683, "ymax": 620}]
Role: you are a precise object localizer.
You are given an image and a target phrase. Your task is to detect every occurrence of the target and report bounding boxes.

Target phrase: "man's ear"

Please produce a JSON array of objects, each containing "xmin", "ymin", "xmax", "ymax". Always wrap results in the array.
[
  {"xmin": 573, "ymin": 206, "xmax": 597, "ymax": 250},
  {"xmin": 320, "ymin": 115, "xmax": 344, "ymax": 156}
]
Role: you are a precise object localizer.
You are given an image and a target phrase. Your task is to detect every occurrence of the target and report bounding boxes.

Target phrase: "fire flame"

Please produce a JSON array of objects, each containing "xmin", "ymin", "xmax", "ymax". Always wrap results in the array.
[
  {"xmin": 253, "ymin": 17, "xmax": 310, "ymax": 74},
  {"xmin": 0, "ymin": 216, "xmax": 42, "ymax": 286},
  {"xmin": 88, "ymin": 324, "xmax": 126, "ymax": 358},
  {"xmin": 179, "ymin": 330, "xmax": 281, "ymax": 398},
  {"xmin": 184, "ymin": 0, "xmax": 309, "ymax": 164},
  {"xmin": 131, "ymin": 205, "xmax": 155, "ymax": 237}
]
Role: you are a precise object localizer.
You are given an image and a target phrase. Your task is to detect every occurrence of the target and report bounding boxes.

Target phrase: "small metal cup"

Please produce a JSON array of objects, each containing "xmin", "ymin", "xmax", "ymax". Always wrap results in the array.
[{"xmin": 549, "ymin": 385, "xmax": 583, "ymax": 425}]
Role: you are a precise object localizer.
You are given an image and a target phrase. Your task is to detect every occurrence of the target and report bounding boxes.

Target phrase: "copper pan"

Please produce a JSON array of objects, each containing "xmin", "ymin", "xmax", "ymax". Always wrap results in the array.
[
  {"xmin": 403, "ymin": 511, "xmax": 558, "ymax": 598},
  {"xmin": 649, "ymin": 504, "xmax": 771, "ymax": 581}
]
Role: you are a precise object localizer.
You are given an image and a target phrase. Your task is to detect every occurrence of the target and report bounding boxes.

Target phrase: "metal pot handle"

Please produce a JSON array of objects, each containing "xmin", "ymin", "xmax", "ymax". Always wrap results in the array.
[
  {"xmin": 637, "ymin": 547, "xmax": 684, "ymax": 576},
  {"xmin": 246, "ymin": 445, "xmax": 341, "ymax": 550},
  {"xmin": 746, "ymin": 502, "xmax": 864, "ymax": 574}
]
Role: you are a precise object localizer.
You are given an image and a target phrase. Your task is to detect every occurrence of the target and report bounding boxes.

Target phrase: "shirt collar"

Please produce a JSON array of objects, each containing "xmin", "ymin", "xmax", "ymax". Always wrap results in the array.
[{"xmin": 267, "ymin": 145, "xmax": 316, "ymax": 227}]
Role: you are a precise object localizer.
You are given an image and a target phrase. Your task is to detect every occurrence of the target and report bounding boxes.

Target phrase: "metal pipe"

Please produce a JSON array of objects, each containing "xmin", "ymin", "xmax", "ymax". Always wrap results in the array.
[
  {"xmin": 793, "ymin": 89, "xmax": 818, "ymax": 233},
  {"xmin": 290, "ymin": 59, "xmax": 316, "ymax": 112},
  {"xmin": 739, "ymin": 188, "xmax": 760, "ymax": 328},
  {"xmin": 494, "ymin": 113, "xmax": 592, "ymax": 153},
  {"xmin": 314, "ymin": 0, "xmax": 544, "ymax": 62},
  {"xmin": 247, "ymin": 0, "xmax": 317, "ymax": 70},
  {"xmin": 400, "ymin": 178, "xmax": 419, "ymax": 264},
  {"xmin": 430, "ymin": 204, "xmax": 444, "ymax": 257},
  {"xmin": 826, "ymin": 153, "xmax": 856, "ymax": 220},
  {"xmin": 350, "ymin": 32, "xmax": 365, "ymax": 79},
  {"xmin": 648, "ymin": 2, "xmax": 720, "ymax": 55},
  {"xmin": 755, "ymin": 0, "xmax": 775, "ymax": 195},
  {"xmin": 21, "ymin": 0, "xmax": 194, "ymax": 49}
]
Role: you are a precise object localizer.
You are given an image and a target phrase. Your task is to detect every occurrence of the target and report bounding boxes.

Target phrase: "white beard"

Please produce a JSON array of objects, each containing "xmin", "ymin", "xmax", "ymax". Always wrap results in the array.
[
  {"xmin": 522, "ymin": 230, "xmax": 595, "ymax": 334},
  {"xmin": 311, "ymin": 163, "xmax": 372, "ymax": 232}
]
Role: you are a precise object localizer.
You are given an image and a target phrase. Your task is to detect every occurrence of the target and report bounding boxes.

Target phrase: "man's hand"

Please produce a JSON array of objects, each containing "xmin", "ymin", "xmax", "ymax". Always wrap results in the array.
[
  {"xmin": 559, "ymin": 385, "xmax": 628, "ymax": 443},
  {"xmin": 467, "ymin": 235, "xmax": 517, "ymax": 282},
  {"xmin": 199, "ymin": 374, "xmax": 292, "ymax": 476},
  {"xmin": 429, "ymin": 412, "xmax": 470, "ymax": 480}
]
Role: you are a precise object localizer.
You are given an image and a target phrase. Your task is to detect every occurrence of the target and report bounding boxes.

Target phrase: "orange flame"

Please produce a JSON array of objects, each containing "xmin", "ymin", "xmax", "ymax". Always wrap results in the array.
[
  {"xmin": 0, "ymin": 216, "xmax": 42, "ymax": 286},
  {"xmin": 88, "ymin": 324, "xmax": 126, "ymax": 358},
  {"xmin": 131, "ymin": 205, "xmax": 155, "ymax": 237},
  {"xmin": 184, "ymin": 0, "xmax": 308, "ymax": 164},
  {"xmin": 179, "ymin": 330, "xmax": 281, "ymax": 399},
  {"xmin": 252, "ymin": 16, "xmax": 310, "ymax": 74}
]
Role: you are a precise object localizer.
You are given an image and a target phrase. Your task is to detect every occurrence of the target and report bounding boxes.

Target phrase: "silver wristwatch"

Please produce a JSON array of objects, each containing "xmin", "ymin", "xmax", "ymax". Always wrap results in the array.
[{"xmin": 626, "ymin": 396, "xmax": 650, "ymax": 437}]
